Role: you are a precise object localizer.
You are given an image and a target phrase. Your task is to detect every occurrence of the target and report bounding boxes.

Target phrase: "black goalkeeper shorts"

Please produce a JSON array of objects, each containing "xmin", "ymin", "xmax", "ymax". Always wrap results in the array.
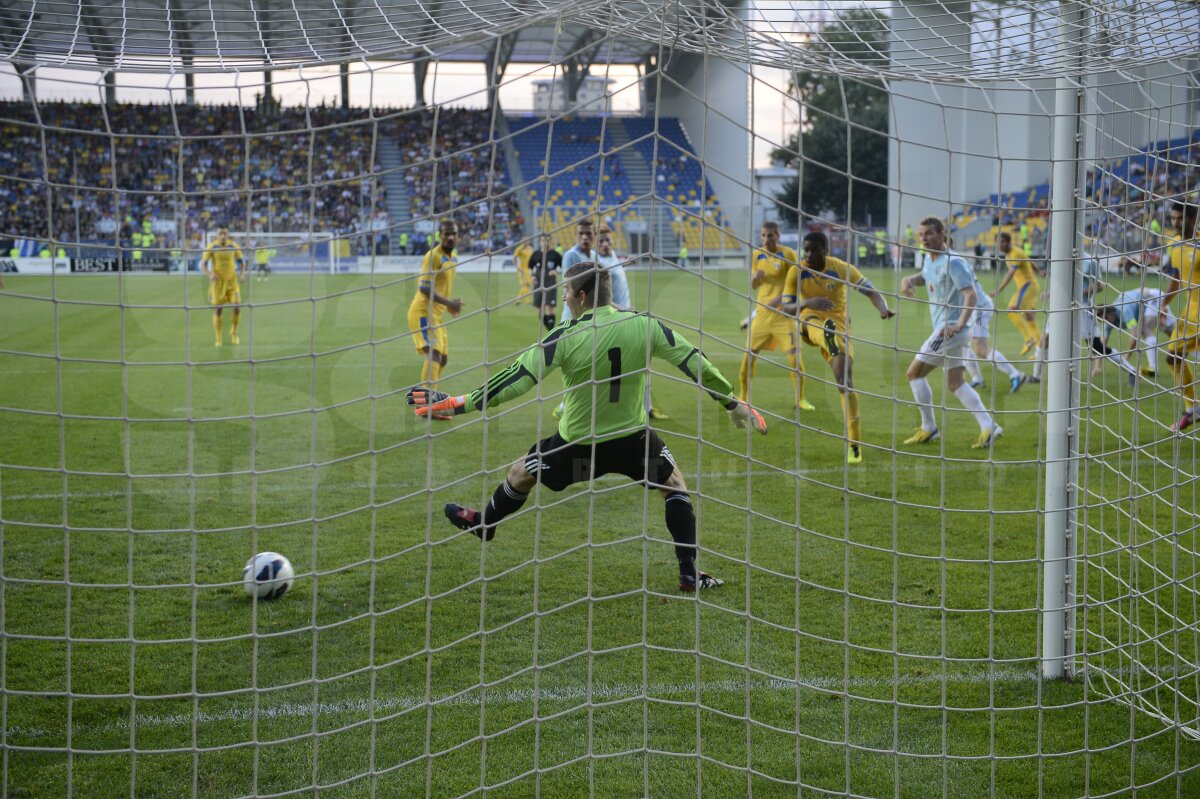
[{"xmin": 524, "ymin": 429, "xmax": 677, "ymax": 492}]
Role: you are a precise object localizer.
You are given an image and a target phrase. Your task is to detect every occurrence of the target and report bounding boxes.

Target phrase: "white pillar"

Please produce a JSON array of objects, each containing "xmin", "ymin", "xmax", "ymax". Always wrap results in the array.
[
  {"xmin": 1042, "ymin": 1, "xmax": 1085, "ymax": 681},
  {"xmin": 887, "ymin": 1, "xmax": 973, "ymax": 230}
]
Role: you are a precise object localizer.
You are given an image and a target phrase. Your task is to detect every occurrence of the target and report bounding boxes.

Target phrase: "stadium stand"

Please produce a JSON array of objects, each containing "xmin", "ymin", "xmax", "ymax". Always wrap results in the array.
[
  {"xmin": 954, "ymin": 130, "xmax": 1198, "ymax": 262},
  {"xmin": 393, "ymin": 107, "xmax": 523, "ymax": 252},
  {"xmin": 0, "ymin": 102, "xmax": 525, "ymax": 258},
  {"xmin": 622, "ymin": 117, "xmax": 737, "ymax": 252},
  {"xmin": 506, "ymin": 115, "xmax": 736, "ymax": 255},
  {"xmin": 507, "ymin": 116, "xmax": 637, "ymax": 249},
  {"xmin": 0, "ymin": 102, "xmax": 742, "ymax": 261},
  {"xmin": 0, "ymin": 101, "xmax": 390, "ymax": 255}
]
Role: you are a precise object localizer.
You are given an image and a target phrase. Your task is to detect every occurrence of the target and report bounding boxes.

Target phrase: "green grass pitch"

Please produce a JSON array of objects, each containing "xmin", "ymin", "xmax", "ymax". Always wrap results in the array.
[{"xmin": 1, "ymin": 265, "xmax": 1198, "ymax": 798}]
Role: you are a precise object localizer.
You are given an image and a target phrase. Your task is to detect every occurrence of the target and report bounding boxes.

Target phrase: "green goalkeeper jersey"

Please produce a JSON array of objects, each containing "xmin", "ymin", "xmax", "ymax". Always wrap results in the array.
[{"xmin": 466, "ymin": 305, "xmax": 737, "ymax": 442}]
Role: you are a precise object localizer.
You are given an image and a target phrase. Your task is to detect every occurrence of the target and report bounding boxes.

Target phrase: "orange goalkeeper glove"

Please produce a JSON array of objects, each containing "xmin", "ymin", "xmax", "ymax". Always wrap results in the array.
[
  {"xmin": 406, "ymin": 388, "xmax": 468, "ymax": 417},
  {"xmin": 727, "ymin": 400, "xmax": 767, "ymax": 434}
]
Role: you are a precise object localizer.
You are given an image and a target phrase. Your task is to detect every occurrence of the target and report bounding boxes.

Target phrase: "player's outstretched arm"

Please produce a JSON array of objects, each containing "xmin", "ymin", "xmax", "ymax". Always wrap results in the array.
[
  {"xmin": 866, "ymin": 287, "xmax": 896, "ymax": 319},
  {"xmin": 407, "ymin": 338, "xmax": 554, "ymax": 418},
  {"xmin": 650, "ymin": 318, "xmax": 767, "ymax": 434}
]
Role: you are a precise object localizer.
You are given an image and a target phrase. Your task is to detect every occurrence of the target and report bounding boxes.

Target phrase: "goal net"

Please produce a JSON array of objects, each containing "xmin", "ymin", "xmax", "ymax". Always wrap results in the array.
[{"xmin": 2, "ymin": 1, "xmax": 1199, "ymax": 796}]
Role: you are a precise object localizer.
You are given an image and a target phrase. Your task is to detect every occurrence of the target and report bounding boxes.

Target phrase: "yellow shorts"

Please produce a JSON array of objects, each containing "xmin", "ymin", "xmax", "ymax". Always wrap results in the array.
[
  {"xmin": 210, "ymin": 278, "xmax": 241, "ymax": 306},
  {"xmin": 748, "ymin": 311, "xmax": 796, "ymax": 353},
  {"xmin": 1167, "ymin": 318, "xmax": 1200, "ymax": 356},
  {"xmin": 1008, "ymin": 283, "xmax": 1038, "ymax": 312},
  {"xmin": 799, "ymin": 312, "xmax": 853, "ymax": 362},
  {"xmin": 407, "ymin": 305, "xmax": 449, "ymax": 355}
]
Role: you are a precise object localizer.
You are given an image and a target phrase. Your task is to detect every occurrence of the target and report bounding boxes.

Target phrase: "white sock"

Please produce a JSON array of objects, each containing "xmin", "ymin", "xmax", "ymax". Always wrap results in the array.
[
  {"xmin": 1145, "ymin": 335, "xmax": 1158, "ymax": 371},
  {"xmin": 910, "ymin": 377, "xmax": 937, "ymax": 431},
  {"xmin": 991, "ymin": 350, "xmax": 1020, "ymax": 379},
  {"xmin": 1033, "ymin": 353, "xmax": 1045, "ymax": 380},
  {"xmin": 1034, "ymin": 345, "xmax": 1044, "ymax": 361},
  {"xmin": 954, "ymin": 384, "xmax": 994, "ymax": 431},
  {"xmin": 964, "ymin": 355, "xmax": 984, "ymax": 383}
]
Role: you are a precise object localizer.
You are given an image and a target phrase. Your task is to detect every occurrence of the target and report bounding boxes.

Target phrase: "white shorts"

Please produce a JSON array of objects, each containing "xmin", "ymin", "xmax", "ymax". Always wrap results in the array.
[
  {"xmin": 915, "ymin": 327, "xmax": 971, "ymax": 370},
  {"xmin": 1143, "ymin": 303, "xmax": 1176, "ymax": 332},
  {"xmin": 968, "ymin": 307, "xmax": 993, "ymax": 340},
  {"xmin": 1079, "ymin": 308, "xmax": 1099, "ymax": 342}
]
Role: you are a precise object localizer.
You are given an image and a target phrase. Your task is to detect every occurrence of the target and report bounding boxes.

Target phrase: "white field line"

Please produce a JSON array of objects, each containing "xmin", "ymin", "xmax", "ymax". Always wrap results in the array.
[
  {"xmin": 1, "ymin": 461, "xmax": 1035, "ymax": 502},
  {"xmin": 7, "ymin": 668, "xmax": 1050, "ymax": 739}
]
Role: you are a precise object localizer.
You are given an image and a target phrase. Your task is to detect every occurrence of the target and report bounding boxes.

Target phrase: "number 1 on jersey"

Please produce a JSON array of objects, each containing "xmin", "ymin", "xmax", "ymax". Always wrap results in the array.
[{"xmin": 607, "ymin": 348, "xmax": 621, "ymax": 403}]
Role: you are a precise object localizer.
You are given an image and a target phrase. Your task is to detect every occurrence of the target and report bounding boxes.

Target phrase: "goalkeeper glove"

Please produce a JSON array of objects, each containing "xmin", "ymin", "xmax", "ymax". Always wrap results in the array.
[
  {"xmin": 726, "ymin": 400, "xmax": 767, "ymax": 434},
  {"xmin": 406, "ymin": 387, "xmax": 468, "ymax": 417}
]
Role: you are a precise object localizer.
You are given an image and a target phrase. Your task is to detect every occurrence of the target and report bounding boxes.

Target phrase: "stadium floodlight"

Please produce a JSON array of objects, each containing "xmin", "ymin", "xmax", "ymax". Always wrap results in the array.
[{"xmin": 2, "ymin": 1, "xmax": 1199, "ymax": 796}]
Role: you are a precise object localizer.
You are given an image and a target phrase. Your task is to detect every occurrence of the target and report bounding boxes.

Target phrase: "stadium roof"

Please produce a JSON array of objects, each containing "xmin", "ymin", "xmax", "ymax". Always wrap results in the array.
[
  {"xmin": 1, "ymin": 1, "xmax": 1197, "ymax": 81},
  {"xmin": 0, "ymin": 0, "xmax": 698, "ymax": 72}
]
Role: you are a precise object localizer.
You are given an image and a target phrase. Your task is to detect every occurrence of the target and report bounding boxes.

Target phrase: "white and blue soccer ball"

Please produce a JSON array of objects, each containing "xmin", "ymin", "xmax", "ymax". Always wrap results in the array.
[{"xmin": 242, "ymin": 552, "xmax": 295, "ymax": 600}]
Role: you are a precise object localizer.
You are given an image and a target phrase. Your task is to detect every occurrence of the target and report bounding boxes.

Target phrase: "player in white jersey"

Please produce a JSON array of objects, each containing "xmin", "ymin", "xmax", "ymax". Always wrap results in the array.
[
  {"xmin": 899, "ymin": 217, "xmax": 1001, "ymax": 448},
  {"xmin": 1028, "ymin": 248, "xmax": 1139, "ymax": 385},
  {"xmin": 1114, "ymin": 287, "xmax": 1176, "ymax": 376},
  {"xmin": 961, "ymin": 251, "xmax": 1028, "ymax": 394}
]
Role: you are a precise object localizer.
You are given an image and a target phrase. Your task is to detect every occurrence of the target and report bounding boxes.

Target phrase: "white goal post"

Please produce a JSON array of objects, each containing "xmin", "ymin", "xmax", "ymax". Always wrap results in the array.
[{"xmin": 202, "ymin": 230, "xmax": 341, "ymax": 274}]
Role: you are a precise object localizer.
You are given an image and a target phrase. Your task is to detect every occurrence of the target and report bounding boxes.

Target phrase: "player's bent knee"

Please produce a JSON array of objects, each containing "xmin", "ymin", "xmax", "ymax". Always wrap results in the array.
[
  {"xmin": 507, "ymin": 460, "xmax": 537, "ymax": 492},
  {"xmin": 657, "ymin": 468, "xmax": 687, "ymax": 496}
]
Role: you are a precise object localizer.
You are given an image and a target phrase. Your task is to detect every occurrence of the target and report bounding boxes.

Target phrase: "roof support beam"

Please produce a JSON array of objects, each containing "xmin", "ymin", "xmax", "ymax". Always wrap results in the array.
[
  {"xmin": 80, "ymin": 1, "xmax": 117, "ymax": 104},
  {"xmin": 414, "ymin": 59, "xmax": 429, "ymax": 107},
  {"xmin": 562, "ymin": 28, "xmax": 603, "ymax": 104},
  {"xmin": 485, "ymin": 33, "xmax": 518, "ymax": 113},
  {"xmin": 167, "ymin": 0, "xmax": 196, "ymax": 104},
  {"xmin": 413, "ymin": 0, "xmax": 445, "ymax": 107}
]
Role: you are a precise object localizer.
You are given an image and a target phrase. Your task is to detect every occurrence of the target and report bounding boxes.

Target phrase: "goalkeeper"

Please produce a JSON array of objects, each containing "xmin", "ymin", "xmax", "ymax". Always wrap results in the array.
[{"xmin": 407, "ymin": 262, "xmax": 767, "ymax": 592}]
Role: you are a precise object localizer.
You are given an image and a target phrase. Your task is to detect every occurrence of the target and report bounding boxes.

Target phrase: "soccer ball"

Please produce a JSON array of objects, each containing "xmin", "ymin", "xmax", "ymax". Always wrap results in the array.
[{"xmin": 242, "ymin": 552, "xmax": 295, "ymax": 600}]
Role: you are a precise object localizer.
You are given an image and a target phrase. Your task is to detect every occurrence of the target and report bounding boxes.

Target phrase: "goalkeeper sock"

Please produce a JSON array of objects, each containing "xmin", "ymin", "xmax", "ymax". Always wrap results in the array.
[
  {"xmin": 840, "ymin": 391, "xmax": 861, "ymax": 443},
  {"xmin": 212, "ymin": 313, "xmax": 222, "ymax": 336},
  {"xmin": 427, "ymin": 359, "xmax": 442, "ymax": 388},
  {"xmin": 482, "ymin": 479, "xmax": 529, "ymax": 540},
  {"xmin": 421, "ymin": 359, "xmax": 432, "ymax": 386},
  {"xmin": 910, "ymin": 377, "xmax": 937, "ymax": 432},
  {"xmin": 664, "ymin": 492, "xmax": 697, "ymax": 579},
  {"xmin": 542, "ymin": 314, "xmax": 555, "ymax": 331},
  {"xmin": 953, "ymin": 384, "xmax": 994, "ymax": 431},
  {"xmin": 231, "ymin": 309, "xmax": 240, "ymax": 334}
]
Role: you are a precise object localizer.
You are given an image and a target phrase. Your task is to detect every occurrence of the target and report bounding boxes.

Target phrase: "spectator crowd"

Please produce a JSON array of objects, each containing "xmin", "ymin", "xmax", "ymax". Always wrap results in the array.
[{"xmin": 0, "ymin": 101, "xmax": 524, "ymax": 258}]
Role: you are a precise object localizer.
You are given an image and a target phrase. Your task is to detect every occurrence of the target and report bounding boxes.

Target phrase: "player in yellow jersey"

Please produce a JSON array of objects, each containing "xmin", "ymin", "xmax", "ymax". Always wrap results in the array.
[
  {"xmin": 407, "ymin": 219, "xmax": 464, "ymax": 419},
  {"xmin": 1164, "ymin": 202, "xmax": 1200, "ymax": 432},
  {"xmin": 778, "ymin": 231, "xmax": 894, "ymax": 463},
  {"xmin": 739, "ymin": 221, "xmax": 811, "ymax": 409},
  {"xmin": 513, "ymin": 239, "xmax": 535, "ymax": 305},
  {"xmin": 201, "ymin": 228, "xmax": 246, "ymax": 346},
  {"xmin": 991, "ymin": 231, "xmax": 1046, "ymax": 355}
]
